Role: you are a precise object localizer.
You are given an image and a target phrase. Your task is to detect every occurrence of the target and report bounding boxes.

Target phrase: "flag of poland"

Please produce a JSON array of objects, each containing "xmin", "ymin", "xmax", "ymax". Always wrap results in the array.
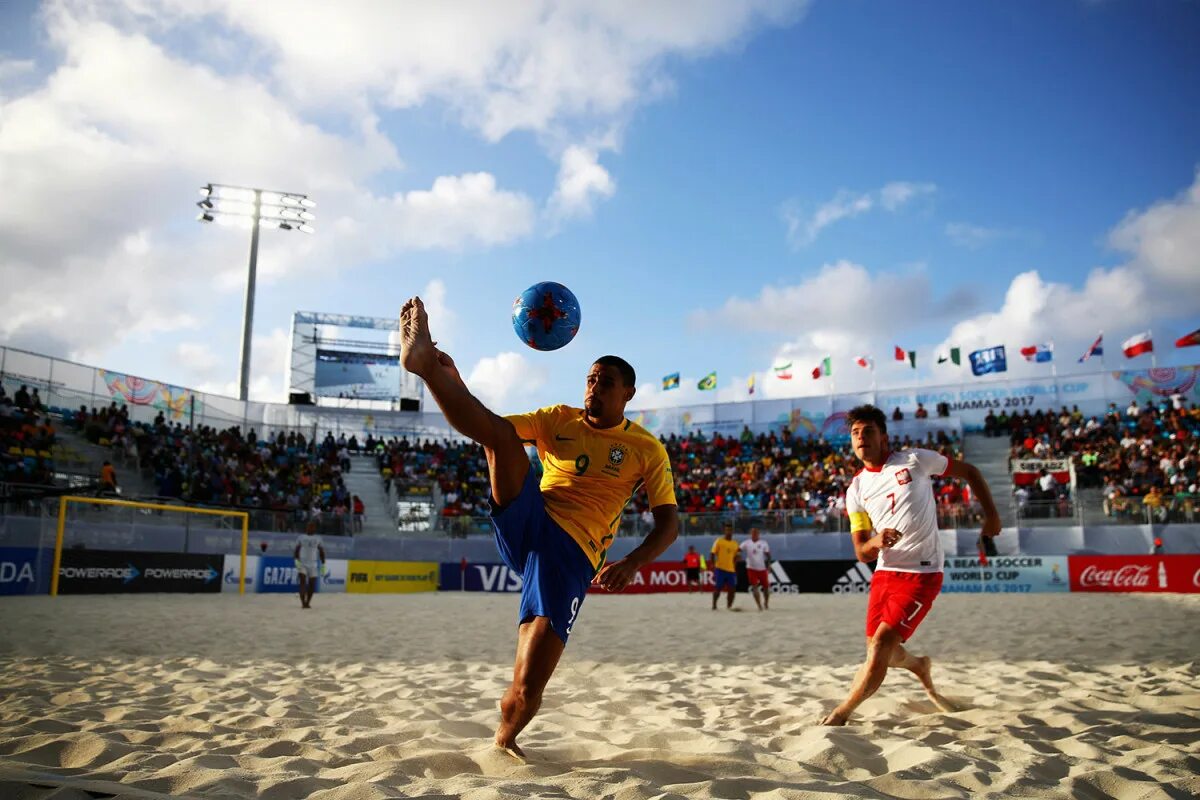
[{"xmin": 1122, "ymin": 331, "xmax": 1153, "ymax": 358}]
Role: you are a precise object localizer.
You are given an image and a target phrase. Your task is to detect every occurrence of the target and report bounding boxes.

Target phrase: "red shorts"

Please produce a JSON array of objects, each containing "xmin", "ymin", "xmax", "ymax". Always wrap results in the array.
[
  {"xmin": 747, "ymin": 568, "xmax": 770, "ymax": 588},
  {"xmin": 866, "ymin": 570, "xmax": 943, "ymax": 641}
]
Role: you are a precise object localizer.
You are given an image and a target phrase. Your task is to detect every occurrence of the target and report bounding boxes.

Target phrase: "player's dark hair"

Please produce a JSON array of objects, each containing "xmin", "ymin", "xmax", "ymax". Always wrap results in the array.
[
  {"xmin": 594, "ymin": 355, "xmax": 636, "ymax": 387},
  {"xmin": 847, "ymin": 404, "xmax": 888, "ymax": 435}
]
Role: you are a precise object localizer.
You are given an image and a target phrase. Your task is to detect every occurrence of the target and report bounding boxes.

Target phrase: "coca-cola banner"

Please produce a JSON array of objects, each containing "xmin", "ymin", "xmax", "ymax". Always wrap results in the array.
[
  {"xmin": 942, "ymin": 555, "xmax": 1069, "ymax": 594},
  {"xmin": 1068, "ymin": 555, "xmax": 1200, "ymax": 593}
]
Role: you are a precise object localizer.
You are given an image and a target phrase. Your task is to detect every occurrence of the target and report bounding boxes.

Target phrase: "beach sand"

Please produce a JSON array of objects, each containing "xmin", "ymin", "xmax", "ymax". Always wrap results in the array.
[{"xmin": 1, "ymin": 591, "xmax": 1197, "ymax": 799}]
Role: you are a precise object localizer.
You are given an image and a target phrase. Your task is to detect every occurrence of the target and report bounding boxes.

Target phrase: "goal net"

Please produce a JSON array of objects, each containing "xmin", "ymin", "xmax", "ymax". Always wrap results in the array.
[{"xmin": 48, "ymin": 496, "xmax": 250, "ymax": 596}]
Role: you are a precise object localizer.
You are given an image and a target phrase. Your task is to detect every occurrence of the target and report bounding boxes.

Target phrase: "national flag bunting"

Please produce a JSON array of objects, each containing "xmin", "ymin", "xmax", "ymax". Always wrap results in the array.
[
  {"xmin": 1175, "ymin": 327, "xmax": 1200, "ymax": 348},
  {"xmin": 773, "ymin": 362, "xmax": 793, "ymax": 380},
  {"xmin": 937, "ymin": 347, "xmax": 961, "ymax": 366},
  {"xmin": 811, "ymin": 357, "xmax": 831, "ymax": 380},
  {"xmin": 969, "ymin": 345, "xmax": 1007, "ymax": 376},
  {"xmin": 855, "ymin": 355, "xmax": 872, "ymax": 369},
  {"xmin": 662, "ymin": 372, "xmax": 680, "ymax": 391},
  {"xmin": 697, "ymin": 371, "xmax": 717, "ymax": 391},
  {"xmin": 906, "ymin": 350, "xmax": 916, "ymax": 369},
  {"xmin": 747, "ymin": 374, "xmax": 756, "ymax": 395},
  {"xmin": 894, "ymin": 346, "xmax": 906, "ymax": 361},
  {"xmin": 1020, "ymin": 343, "xmax": 1053, "ymax": 363},
  {"xmin": 1078, "ymin": 333, "xmax": 1103, "ymax": 363},
  {"xmin": 1122, "ymin": 331, "xmax": 1153, "ymax": 358}
]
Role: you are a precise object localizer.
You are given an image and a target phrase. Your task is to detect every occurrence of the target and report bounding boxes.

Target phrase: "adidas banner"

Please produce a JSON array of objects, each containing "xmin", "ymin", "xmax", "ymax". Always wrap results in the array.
[{"xmin": 774, "ymin": 560, "xmax": 875, "ymax": 594}]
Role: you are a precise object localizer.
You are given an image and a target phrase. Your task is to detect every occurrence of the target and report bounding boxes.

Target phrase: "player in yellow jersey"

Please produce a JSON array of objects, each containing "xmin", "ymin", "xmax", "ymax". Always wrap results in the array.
[
  {"xmin": 400, "ymin": 296, "xmax": 679, "ymax": 760},
  {"xmin": 710, "ymin": 523, "xmax": 741, "ymax": 610}
]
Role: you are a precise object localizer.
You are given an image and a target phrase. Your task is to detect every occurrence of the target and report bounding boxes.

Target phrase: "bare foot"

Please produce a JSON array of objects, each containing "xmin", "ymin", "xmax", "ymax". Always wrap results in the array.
[
  {"xmin": 399, "ymin": 297, "xmax": 437, "ymax": 377},
  {"xmin": 910, "ymin": 655, "xmax": 958, "ymax": 712},
  {"xmin": 821, "ymin": 707, "xmax": 851, "ymax": 726},
  {"xmin": 494, "ymin": 739, "xmax": 527, "ymax": 763}
]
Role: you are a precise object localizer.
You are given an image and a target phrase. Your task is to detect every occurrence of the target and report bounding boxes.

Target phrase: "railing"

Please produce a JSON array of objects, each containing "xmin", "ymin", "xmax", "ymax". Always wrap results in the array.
[{"xmin": 53, "ymin": 494, "xmax": 356, "ymax": 537}]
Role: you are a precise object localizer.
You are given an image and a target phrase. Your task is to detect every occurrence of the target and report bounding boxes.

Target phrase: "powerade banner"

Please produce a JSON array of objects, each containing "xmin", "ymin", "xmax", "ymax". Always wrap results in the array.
[
  {"xmin": 57, "ymin": 550, "xmax": 222, "ymax": 594},
  {"xmin": 0, "ymin": 547, "xmax": 49, "ymax": 596},
  {"xmin": 941, "ymin": 555, "xmax": 1069, "ymax": 593},
  {"xmin": 1068, "ymin": 555, "xmax": 1200, "ymax": 593},
  {"xmin": 439, "ymin": 562, "xmax": 524, "ymax": 592},
  {"xmin": 347, "ymin": 560, "xmax": 439, "ymax": 593}
]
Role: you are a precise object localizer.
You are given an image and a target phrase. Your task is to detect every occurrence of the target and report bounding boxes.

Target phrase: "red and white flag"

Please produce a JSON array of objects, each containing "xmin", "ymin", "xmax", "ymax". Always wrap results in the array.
[
  {"xmin": 855, "ymin": 355, "xmax": 873, "ymax": 369},
  {"xmin": 1122, "ymin": 331, "xmax": 1153, "ymax": 358}
]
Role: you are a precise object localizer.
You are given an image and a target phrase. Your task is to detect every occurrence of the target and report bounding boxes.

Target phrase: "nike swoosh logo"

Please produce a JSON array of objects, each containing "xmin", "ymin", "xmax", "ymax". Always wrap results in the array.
[{"xmin": 555, "ymin": 435, "xmax": 574, "ymax": 441}]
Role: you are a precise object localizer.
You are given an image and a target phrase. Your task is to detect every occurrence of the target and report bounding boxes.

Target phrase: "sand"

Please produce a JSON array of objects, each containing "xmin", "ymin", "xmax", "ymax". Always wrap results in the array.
[{"xmin": 0, "ymin": 590, "xmax": 1198, "ymax": 800}]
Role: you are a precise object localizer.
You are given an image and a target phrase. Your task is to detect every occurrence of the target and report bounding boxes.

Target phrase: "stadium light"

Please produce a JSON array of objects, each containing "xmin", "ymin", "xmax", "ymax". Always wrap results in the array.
[{"xmin": 196, "ymin": 183, "xmax": 316, "ymax": 402}]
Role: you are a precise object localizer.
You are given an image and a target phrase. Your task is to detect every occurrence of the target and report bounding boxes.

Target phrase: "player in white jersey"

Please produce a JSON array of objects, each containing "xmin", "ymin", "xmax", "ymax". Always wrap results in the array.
[
  {"xmin": 739, "ymin": 528, "xmax": 772, "ymax": 610},
  {"xmin": 294, "ymin": 519, "xmax": 327, "ymax": 610},
  {"xmin": 822, "ymin": 405, "xmax": 1000, "ymax": 726}
]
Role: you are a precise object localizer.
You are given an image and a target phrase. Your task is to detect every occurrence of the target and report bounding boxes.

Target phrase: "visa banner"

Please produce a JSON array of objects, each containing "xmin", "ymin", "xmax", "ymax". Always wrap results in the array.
[
  {"xmin": 439, "ymin": 562, "xmax": 524, "ymax": 592},
  {"xmin": 347, "ymin": 560, "xmax": 439, "ymax": 594}
]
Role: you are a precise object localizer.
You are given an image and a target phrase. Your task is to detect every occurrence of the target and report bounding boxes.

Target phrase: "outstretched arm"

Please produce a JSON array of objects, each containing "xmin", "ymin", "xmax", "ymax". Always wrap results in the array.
[
  {"xmin": 595, "ymin": 504, "xmax": 679, "ymax": 592},
  {"xmin": 944, "ymin": 458, "xmax": 1002, "ymax": 537}
]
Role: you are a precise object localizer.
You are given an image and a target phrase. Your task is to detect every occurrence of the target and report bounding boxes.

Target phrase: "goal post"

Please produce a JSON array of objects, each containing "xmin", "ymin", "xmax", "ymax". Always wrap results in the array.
[{"xmin": 49, "ymin": 496, "xmax": 250, "ymax": 596}]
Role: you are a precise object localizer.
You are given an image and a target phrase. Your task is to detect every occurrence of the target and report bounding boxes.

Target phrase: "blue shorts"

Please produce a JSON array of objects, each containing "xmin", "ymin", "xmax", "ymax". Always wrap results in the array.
[
  {"xmin": 713, "ymin": 568, "xmax": 737, "ymax": 591},
  {"xmin": 490, "ymin": 468, "xmax": 596, "ymax": 644}
]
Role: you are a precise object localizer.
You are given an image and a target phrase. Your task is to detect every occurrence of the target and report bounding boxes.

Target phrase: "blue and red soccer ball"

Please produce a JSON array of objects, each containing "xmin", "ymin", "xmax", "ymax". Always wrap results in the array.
[{"xmin": 512, "ymin": 281, "xmax": 581, "ymax": 351}]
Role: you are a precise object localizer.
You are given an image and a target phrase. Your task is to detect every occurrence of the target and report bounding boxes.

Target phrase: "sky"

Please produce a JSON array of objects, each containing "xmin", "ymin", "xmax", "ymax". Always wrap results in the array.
[{"xmin": 1, "ymin": 0, "xmax": 1198, "ymax": 415}]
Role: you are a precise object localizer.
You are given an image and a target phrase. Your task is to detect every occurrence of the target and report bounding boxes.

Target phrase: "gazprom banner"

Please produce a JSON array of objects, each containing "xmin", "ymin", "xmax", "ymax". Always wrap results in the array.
[{"xmin": 941, "ymin": 555, "xmax": 1070, "ymax": 593}]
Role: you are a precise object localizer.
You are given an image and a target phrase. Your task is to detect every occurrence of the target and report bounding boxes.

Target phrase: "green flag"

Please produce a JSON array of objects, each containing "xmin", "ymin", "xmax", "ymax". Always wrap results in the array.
[
  {"xmin": 698, "ymin": 371, "xmax": 717, "ymax": 391},
  {"xmin": 908, "ymin": 350, "xmax": 917, "ymax": 369},
  {"xmin": 937, "ymin": 347, "xmax": 961, "ymax": 366}
]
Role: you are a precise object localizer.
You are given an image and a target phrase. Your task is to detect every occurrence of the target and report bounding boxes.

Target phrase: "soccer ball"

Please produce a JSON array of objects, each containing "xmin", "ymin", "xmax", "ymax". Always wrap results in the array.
[{"xmin": 512, "ymin": 281, "xmax": 581, "ymax": 351}]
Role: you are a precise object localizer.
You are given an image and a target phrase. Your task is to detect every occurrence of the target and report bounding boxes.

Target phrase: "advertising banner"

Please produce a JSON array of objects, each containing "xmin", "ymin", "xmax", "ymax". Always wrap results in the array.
[
  {"xmin": 1012, "ymin": 459, "xmax": 1071, "ymax": 486},
  {"xmin": 773, "ymin": 560, "xmax": 873, "ymax": 593},
  {"xmin": 257, "ymin": 556, "xmax": 303, "ymax": 594},
  {"xmin": 589, "ymin": 562, "xmax": 716, "ymax": 594},
  {"xmin": 1068, "ymin": 555, "xmax": 1200, "ymax": 593},
  {"xmin": 221, "ymin": 554, "xmax": 261, "ymax": 594},
  {"xmin": 0, "ymin": 547, "xmax": 47, "ymax": 596},
  {"xmin": 57, "ymin": 550, "xmax": 222, "ymax": 594},
  {"xmin": 942, "ymin": 555, "xmax": 1069, "ymax": 593},
  {"xmin": 321, "ymin": 559, "xmax": 348, "ymax": 593},
  {"xmin": 439, "ymin": 562, "xmax": 524, "ymax": 592},
  {"xmin": 347, "ymin": 560, "xmax": 439, "ymax": 594}
]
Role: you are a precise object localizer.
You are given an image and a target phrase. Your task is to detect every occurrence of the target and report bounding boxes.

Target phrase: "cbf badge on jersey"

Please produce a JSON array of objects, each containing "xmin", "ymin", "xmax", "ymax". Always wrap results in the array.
[
  {"xmin": 896, "ymin": 468, "xmax": 912, "ymax": 485},
  {"xmin": 603, "ymin": 443, "xmax": 628, "ymax": 476}
]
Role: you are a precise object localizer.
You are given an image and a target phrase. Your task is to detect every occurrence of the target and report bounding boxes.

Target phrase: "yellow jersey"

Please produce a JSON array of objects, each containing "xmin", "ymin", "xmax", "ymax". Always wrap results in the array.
[
  {"xmin": 506, "ymin": 405, "xmax": 676, "ymax": 569},
  {"xmin": 711, "ymin": 537, "xmax": 740, "ymax": 573}
]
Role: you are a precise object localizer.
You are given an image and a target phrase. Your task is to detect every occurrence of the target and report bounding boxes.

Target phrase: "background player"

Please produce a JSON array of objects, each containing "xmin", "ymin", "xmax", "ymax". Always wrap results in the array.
[
  {"xmin": 294, "ymin": 519, "xmax": 326, "ymax": 610},
  {"xmin": 822, "ymin": 404, "xmax": 1000, "ymax": 726},
  {"xmin": 740, "ymin": 527, "xmax": 772, "ymax": 610},
  {"xmin": 710, "ymin": 523, "xmax": 740, "ymax": 610},
  {"xmin": 683, "ymin": 545, "xmax": 702, "ymax": 592},
  {"xmin": 400, "ymin": 296, "xmax": 679, "ymax": 759}
]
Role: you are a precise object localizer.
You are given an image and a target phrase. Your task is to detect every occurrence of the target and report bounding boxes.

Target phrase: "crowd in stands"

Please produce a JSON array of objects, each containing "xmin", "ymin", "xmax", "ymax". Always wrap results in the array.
[
  {"xmin": 367, "ymin": 423, "xmax": 972, "ymax": 533},
  {"xmin": 66, "ymin": 402, "xmax": 367, "ymax": 534},
  {"xmin": 0, "ymin": 384, "xmax": 57, "ymax": 485},
  {"xmin": 988, "ymin": 395, "xmax": 1200, "ymax": 522}
]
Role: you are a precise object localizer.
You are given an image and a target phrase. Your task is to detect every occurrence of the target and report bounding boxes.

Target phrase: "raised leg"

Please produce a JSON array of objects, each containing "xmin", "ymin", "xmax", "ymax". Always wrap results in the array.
[{"xmin": 400, "ymin": 297, "xmax": 529, "ymax": 506}]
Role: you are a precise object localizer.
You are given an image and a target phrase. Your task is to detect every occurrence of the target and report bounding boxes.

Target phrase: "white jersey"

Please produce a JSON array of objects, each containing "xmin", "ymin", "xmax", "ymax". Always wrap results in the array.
[
  {"xmin": 296, "ymin": 533, "xmax": 323, "ymax": 566},
  {"xmin": 846, "ymin": 449, "xmax": 948, "ymax": 574},
  {"xmin": 740, "ymin": 539, "xmax": 771, "ymax": 571}
]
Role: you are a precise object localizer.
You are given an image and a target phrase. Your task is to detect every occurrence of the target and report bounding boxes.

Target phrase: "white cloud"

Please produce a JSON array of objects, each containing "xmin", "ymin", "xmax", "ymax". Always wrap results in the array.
[
  {"xmin": 466, "ymin": 351, "xmax": 548, "ymax": 413},
  {"xmin": 783, "ymin": 181, "xmax": 936, "ymax": 247},
  {"xmin": 192, "ymin": 327, "xmax": 290, "ymax": 402},
  {"xmin": 933, "ymin": 171, "xmax": 1200, "ymax": 370},
  {"xmin": 380, "ymin": 173, "xmax": 535, "ymax": 251},
  {"xmin": 548, "ymin": 145, "xmax": 616, "ymax": 220}
]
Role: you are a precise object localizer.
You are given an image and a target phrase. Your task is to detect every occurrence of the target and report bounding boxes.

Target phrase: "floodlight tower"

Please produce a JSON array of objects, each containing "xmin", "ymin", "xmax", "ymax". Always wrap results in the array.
[{"xmin": 197, "ymin": 184, "xmax": 315, "ymax": 402}]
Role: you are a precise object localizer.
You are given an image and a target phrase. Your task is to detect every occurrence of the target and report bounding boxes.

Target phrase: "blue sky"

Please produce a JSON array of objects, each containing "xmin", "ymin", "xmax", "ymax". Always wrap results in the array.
[{"xmin": 1, "ymin": 0, "xmax": 1198, "ymax": 414}]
